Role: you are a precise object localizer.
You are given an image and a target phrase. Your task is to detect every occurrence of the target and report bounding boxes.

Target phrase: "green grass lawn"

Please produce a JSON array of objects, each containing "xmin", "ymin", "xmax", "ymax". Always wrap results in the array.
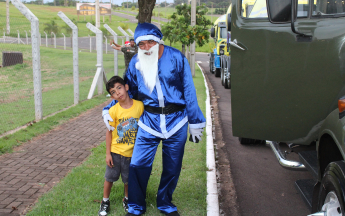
[
  {"xmin": 118, "ymin": 6, "xmax": 222, "ymax": 22},
  {"xmin": 0, "ymin": 43, "xmax": 124, "ymax": 135},
  {"xmin": 25, "ymin": 64, "xmax": 207, "ymax": 216},
  {"xmin": 1, "ymin": 3, "xmax": 216, "ymax": 52},
  {"xmin": 0, "ymin": 94, "xmax": 110, "ymax": 155},
  {"xmin": 0, "ymin": 3, "xmax": 131, "ymax": 38}
]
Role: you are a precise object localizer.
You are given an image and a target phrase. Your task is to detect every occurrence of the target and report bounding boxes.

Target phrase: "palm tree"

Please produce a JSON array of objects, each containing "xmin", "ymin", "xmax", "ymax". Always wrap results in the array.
[{"xmin": 43, "ymin": 20, "xmax": 59, "ymax": 45}]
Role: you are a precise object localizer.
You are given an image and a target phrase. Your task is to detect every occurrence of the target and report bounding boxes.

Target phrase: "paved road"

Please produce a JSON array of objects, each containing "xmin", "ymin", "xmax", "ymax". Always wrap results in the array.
[{"xmin": 196, "ymin": 52, "xmax": 312, "ymax": 216}]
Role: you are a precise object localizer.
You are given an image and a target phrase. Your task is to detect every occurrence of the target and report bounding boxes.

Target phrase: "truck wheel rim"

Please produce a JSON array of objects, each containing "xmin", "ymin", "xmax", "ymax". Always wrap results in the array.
[{"xmin": 322, "ymin": 191, "xmax": 342, "ymax": 216}]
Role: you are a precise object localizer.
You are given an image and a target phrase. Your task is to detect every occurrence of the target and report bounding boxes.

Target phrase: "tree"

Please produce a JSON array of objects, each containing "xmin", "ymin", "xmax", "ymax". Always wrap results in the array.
[
  {"xmin": 138, "ymin": 0, "xmax": 156, "ymax": 23},
  {"xmin": 43, "ymin": 20, "xmax": 59, "ymax": 45},
  {"xmin": 161, "ymin": 3, "xmax": 211, "ymax": 53}
]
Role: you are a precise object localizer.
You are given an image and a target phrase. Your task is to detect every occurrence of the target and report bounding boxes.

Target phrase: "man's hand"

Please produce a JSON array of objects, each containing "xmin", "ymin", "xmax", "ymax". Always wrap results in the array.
[
  {"xmin": 110, "ymin": 39, "xmax": 114, "ymax": 45},
  {"xmin": 189, "ymin": 128, "xmax": 204, "ymax": 143},
  {"xmin": 103, "ymin": 113, "xmax": 115, "ymax": 131},
  {"xmin": 106, "ymin": 154, "xmax": 114, "ymax": 168}
]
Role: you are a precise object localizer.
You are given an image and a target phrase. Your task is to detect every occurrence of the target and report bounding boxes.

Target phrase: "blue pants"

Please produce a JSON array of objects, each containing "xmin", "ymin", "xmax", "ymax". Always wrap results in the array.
[{"xmin": 128, "ymin": 123, "xmax": 188, "ymax": 215}]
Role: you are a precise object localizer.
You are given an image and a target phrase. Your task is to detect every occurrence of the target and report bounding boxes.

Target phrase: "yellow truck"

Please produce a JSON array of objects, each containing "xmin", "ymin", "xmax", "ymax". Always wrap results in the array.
[{"xmin": 209, "ymin": 6, "xmax": 231, "ymax": 87}]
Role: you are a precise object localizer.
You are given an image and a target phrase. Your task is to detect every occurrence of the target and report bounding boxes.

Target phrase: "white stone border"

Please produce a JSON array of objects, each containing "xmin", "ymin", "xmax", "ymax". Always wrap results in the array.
[{"xmin": 197, "ymin": 63, "xmax": 219, "ymax": 216}]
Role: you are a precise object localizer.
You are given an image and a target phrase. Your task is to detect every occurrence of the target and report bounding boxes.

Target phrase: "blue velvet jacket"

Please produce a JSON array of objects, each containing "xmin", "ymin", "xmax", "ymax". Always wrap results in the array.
[{"xmin": 103, "ymin": 45, "xmax": 205, "ymax": 139}]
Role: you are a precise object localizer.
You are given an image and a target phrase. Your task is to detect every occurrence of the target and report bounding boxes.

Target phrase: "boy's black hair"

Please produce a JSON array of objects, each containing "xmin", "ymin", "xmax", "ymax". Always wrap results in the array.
[
  {"xmin": 130, "ymin": 39, "xmax": 134, "ymax": 42},
  {"xmin": 106, "ymin": 76, "xmax": 126, "ymax": 94}
]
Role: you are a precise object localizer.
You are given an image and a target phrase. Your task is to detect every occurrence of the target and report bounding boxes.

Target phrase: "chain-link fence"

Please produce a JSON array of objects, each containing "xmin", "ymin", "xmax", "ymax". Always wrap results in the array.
[
  {"xmin": 0, "ymin": 1, "xmax": 132, "ymax": 137},
  {"xmin": 0, "ymin": 2, "xmax": 35, "ymax": 135}
]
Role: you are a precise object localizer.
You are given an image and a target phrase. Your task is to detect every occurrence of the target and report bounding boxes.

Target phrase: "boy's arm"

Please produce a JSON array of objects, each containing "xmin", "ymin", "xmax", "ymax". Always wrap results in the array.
[
  {"xmin": 105, "ymin": 130, "xmax": 114, "ymax": 168},
  {"xmin": 102, "ymin": 100, "xmax": 117, "ymax": 131}
]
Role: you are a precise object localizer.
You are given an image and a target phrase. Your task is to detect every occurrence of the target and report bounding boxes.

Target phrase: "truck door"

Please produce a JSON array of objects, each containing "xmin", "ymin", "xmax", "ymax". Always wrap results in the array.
[{"xmin": 231, "ymin": 0, "xmax": 345, "ymax": 144}]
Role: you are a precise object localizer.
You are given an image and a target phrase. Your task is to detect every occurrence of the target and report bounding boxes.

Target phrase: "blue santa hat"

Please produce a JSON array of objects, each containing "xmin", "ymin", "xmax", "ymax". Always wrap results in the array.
[{"xmin": 134, "ymin": 22, "xmax": 163, "ymax": 45}]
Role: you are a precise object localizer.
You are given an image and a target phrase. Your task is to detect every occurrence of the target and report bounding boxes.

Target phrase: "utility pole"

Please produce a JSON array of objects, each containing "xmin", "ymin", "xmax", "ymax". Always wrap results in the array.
[
  {"xmin": 211, "ymin": 2, "xmax": 213, "ymax": 23},
  {"xmin": 96, "ymin": 0, "xmax": 100, "ymax": 29},
  {"xmin": 6, "ymin": 0, "xmax": 10, "ymax": 35},
  {"xmin": 190, "ymin": 0, "xmax": 196, "ymax": 76}
]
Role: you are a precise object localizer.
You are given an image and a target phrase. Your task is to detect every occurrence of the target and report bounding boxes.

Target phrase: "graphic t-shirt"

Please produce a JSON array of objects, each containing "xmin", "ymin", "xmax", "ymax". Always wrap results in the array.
[{"xmin": 109, "ymin": 99, "xmax": 144, "ymax": 157}]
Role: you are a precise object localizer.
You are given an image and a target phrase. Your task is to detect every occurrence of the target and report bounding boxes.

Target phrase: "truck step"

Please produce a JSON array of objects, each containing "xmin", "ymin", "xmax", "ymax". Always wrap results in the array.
[
  {"xmin": 298, "ymin": 150, "xmax": 318, "ymax": 180},
  {"xmin": 295, "ymin": 179, "xmax": 316, "ymax": 211}
]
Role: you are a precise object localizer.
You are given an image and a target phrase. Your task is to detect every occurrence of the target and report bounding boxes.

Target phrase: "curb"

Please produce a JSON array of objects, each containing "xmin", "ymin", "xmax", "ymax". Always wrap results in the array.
[{"xmin": 197, "ymin": 63, "xmax": 220, "ymax": 216}]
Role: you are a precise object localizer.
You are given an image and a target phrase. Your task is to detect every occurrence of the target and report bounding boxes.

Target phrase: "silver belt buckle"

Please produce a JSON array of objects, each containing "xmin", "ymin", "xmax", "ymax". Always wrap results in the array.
[{"xmin": 161, "ymin": 107, "xmax": 165, "ymax": 115}]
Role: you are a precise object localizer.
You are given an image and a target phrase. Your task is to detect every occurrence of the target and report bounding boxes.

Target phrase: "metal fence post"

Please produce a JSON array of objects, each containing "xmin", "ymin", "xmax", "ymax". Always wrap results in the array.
[
  {"xmin": 118, "ymin": 26, "xmax": 129, "ymax": 42},
  {"xmin": 62, "ymin": 32, "xmax": 66, "ymax": 50},
  {"xmin": 17, "ymin": 30, "xmax": 20, "ymax": 44},
  {"xmin": 86, "ymin": 22, "xmax": 106, "ymax": 98},
  {"xmin": 44, "ymin": 31, "xmax": 47, "ymax": 47},
  {"xmin": 11, "ymin": 0, "xmax": 42, "ymax": 121},
  {"xmin": 89, "ymin": 34, "xmax": 91, "ymax": 52},
  {"xmin": 104, "ymin": 24, "xmax": 118, "ymax": 76},
  {"xmin": 51, "ymin": 32, "xmax": 56, "ymax": 48},
  {"xmin": 24, "ymin": 30, "xmax": 28, "ymax": 44},
  {"xmin": 58, "ymin": 11, "xmax": 79, "ymax": 105},
  {"xmin": 127, "ymin": 28, "xmax": 134, "ymax": 37},
  {"xmin": 104, "ymin": 35, "xmax": 107, "ymax": 54}
]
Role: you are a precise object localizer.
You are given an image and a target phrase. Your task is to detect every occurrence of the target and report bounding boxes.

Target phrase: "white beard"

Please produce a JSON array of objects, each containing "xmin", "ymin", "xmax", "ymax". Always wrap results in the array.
[{"xmin": 135, "ymin": 43, "xmax": 159, "ymax": 94}]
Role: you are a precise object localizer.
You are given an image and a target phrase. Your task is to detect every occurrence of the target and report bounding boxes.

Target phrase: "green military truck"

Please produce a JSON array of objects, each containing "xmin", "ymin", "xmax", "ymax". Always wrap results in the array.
[{"xmin": 229, "ymin": 0, "xmax": 345, "ymax": 214}]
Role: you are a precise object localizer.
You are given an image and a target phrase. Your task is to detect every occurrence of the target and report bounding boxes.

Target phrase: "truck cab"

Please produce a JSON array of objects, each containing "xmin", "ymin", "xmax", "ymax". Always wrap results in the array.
[{"xmin": 230, "ymin": 0, "xmax": 345, "ymax": 214}]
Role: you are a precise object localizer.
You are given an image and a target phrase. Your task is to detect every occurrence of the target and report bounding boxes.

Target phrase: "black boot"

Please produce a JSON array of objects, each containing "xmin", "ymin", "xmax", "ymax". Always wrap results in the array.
[{"xmin": 166, "ymin": 211, "xmax": 180, "ymax": 216}]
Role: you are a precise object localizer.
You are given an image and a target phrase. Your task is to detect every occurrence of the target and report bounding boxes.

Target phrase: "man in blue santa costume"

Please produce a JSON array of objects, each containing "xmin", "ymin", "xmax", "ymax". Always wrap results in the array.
[{"xmin": 102, "ymin": 22, "xmax": 205, "ymax": 216}]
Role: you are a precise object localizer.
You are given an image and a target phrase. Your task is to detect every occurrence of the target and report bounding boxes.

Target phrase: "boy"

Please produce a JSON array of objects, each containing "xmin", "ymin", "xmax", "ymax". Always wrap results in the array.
[{"xmin": 98, "ymin": 76, "xmax": 144, "ymax": 216}]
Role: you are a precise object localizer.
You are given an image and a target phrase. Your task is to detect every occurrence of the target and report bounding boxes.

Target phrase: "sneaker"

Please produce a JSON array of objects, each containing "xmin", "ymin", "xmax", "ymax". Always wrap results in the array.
[
  {"xmin": 122, "ymin": 197, "xmax": 129, "ymax": 212},
  {"xmin": 98, "ymin": 200, "xmax": 110, "ymax": 216},
  {"xmin": 166, "ymin": 211, "xmax": 180, "ymax": 216}
]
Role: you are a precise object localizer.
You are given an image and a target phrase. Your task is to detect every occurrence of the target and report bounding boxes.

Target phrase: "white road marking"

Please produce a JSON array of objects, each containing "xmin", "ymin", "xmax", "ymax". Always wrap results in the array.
[
  {"xmin": 197, "ymin": 61, "xmax": 202, "ymax": 64},
  {"xmin": 207, "ymin": 61, "xmax": 209, "ymax": 64}
]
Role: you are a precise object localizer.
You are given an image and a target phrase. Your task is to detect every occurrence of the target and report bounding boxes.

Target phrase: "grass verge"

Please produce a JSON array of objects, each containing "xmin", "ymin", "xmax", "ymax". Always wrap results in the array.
[
  {"xmin": 0, "ymin": 94, "xmax": 111, "ymax": 155},
  {"xmin": 26, "ymin": 64, "xmax": 207, "ymax": 216}
]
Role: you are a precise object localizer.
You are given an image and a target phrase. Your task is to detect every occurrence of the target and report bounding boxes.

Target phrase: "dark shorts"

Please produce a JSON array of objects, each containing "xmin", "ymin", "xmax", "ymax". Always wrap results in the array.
[{"xmin": 104, "ymin": 152, "xmax": 131, "ymax": 184}]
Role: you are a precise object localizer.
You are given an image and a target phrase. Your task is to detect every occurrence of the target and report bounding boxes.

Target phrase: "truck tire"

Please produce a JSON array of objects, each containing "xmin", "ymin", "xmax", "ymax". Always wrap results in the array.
[
  {"xmin": 225, "ymin": 76, "xmax": 231, "ymax": 89},
  {"xmin": 209, "ymin": 60, "xmax": 214, "ymax": 74},
  {"xmin": 317, "ymin": 161, "xmax": 345, "ymax": 215},
  {"xmin": 215, "ymin": 68, "xmax": 221, "ymax": 77},
  {"xmin": 239, "ymin": 137, "xmax": 255, "ymax": 144},
  {"xmin": 239, "ymin": 137, "xmax": 265, "ymax": 145},
  {"xmin": 209, "ymin": 53, "xmax": 215, "ymax": 74}
]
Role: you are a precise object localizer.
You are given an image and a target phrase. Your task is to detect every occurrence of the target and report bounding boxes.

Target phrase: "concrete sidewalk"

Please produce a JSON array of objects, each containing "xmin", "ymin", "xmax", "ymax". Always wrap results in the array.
[{"xmin": 0, "ymin": 100, "xmax": 111, "ymax": 215}]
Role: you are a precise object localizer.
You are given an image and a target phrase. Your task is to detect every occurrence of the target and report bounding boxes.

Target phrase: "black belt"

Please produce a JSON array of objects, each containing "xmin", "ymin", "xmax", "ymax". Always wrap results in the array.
[{"xmin": 144, "ymin": 104, "xmax": 185, "ymax": 115}]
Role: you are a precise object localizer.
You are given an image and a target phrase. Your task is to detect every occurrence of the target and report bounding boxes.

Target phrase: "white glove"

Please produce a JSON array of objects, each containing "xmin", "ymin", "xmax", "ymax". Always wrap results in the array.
[
  {"xmin": 103, "ymin": 113, "xmax": 115, "ymax": 131},
  {"xmin": 189, "ymin": 128, "xmax": 204, "ymax": 143}
]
